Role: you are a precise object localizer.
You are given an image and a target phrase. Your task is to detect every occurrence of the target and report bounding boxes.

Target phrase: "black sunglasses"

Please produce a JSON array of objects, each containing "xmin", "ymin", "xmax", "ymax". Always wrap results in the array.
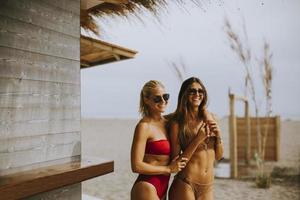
[
  {"xmin": 151, "ymin": 93, "xmax": 170, "ymax": 103},
  {"xmin": 188, "ymin": 88, "xmax": 204, "ymax": 95}
]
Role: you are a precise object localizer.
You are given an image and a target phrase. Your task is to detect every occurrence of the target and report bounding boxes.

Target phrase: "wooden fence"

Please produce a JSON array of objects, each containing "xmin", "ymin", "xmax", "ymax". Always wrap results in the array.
[
  {"xmin": 236, "ymin": 116, "xmax": 280, "ymax": 162},
  {"xmin": 229, "ymin": 93, "xmax": 281, "ymax": 178}
]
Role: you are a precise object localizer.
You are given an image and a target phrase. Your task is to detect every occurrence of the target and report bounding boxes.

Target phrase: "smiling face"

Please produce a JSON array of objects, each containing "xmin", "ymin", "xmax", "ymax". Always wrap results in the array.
[
  {"xmin": 187, "ymin": 82, "xmax": 204, "ymax": 108},
  {"xmin": 176, "ymin": 77, "xmax": 208, "ymax": 117},
  {"xmin": 145, "ymin": 86, "xmax": 169, "ymax": 114}
]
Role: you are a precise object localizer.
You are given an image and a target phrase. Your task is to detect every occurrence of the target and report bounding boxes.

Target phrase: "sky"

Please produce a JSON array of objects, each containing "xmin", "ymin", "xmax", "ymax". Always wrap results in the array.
[{"xmin": 81, "ymin": 0, "xmax": 300, "ymax": 120}]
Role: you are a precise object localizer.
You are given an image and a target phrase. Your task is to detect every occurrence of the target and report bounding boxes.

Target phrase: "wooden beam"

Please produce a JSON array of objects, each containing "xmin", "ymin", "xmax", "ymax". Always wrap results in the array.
[
  {"xmin": 229, "ymin": 93, "xmax": 238, "ymax": 178},
  {"xmin": 0, "ymin": 157, "xmax": 114, "ymax": 200},
  {"xmin": 275, "ymin": 116, "xmax": 280, "ymax": 161},
  {"xmin": 80, "ymin": 60, "xmax": 91, "ymax": 67},
  {"xmin": 81, "ymin": 0, "xmax": 105, "ymax": 10},
  {"xmin": 235, "ymin": 96, "xmax": 248, "ymax": 102},
  {"xmin": 81, "ymin": 0, "xmax": 128, "ymax": 10},
  {"xmin": 80, "ymin": 49, "xmax": 105, "ymax": 57},
  {"xmin": 103, "ymin": 0, "xmax": 129, "ymax": 4},
  {"xmin": 80, "ymin": 36, "xmax": 137, "ymax": 56},
  {"xmin": 113, "ymin": 54, "xmax": 121, "ymax": 61},
  {"xmin": 81, "ymin": 51, "xmax": 112, "ymax": 61},
  {"xmin": 80, "ymin": 35, "xmax": 137, "ymax": 67},
  {"xmin": 245, "ymin": 100, "xmax": 251, "ymax": 164}
]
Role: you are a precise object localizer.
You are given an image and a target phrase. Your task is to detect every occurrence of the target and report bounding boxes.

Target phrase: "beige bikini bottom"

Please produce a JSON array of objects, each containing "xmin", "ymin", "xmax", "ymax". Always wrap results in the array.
[{"xmin": 175, "ymin": 174, "xmax": 213, "ymax": 199}]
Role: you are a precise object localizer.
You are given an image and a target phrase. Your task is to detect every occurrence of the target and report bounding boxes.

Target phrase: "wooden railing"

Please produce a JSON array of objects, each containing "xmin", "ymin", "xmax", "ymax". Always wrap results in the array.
[{"xmin": 0, "ymin": 157, "xmax": 114, "ymax": 200}]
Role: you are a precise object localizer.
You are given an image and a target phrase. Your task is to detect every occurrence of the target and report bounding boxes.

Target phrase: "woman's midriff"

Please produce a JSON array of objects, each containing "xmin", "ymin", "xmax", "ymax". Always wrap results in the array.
[
  {"xmin": 179, "ymin": 148, "xmax": 215, "ymax": 184},
  {"xmin": 143, "ymin": 154, "xmax": 170, "ymax": 167}
]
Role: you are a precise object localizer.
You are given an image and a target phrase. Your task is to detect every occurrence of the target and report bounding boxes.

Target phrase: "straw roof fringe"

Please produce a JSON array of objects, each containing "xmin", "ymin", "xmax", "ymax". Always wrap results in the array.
[{"xmin": 81, "ymin": 0, "xmax": 202, "ymax": 34}]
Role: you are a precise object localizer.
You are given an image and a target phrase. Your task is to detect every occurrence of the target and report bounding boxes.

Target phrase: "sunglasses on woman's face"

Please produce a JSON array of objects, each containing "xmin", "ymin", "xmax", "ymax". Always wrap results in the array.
[
  {"xmin": 188, "ymin": 88, "xmax": 204, "ymax": 95},
  {"xmin": 151, "ymin": 93, "xmax": 170, "ymax": 103}
]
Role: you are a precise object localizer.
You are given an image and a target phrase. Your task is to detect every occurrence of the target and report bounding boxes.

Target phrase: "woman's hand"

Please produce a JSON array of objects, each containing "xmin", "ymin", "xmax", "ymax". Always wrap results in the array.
[
  {"xmin": 203, "ymin": 110, "xmax": 221, "ymax": 138},
  {"xmin": 207, "ymin": 120, "xmax": 221, "ymax": 138},
  {"xmin": 196, "ymin": 123, "xmax": 209, "ymax": 142},
  {"xmin": 168, "ymin": 156, "xmax": 188, "ymax": 173}
]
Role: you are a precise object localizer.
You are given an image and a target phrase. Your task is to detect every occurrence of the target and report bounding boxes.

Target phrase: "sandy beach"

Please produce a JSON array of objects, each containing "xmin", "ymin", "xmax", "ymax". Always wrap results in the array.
[{"xmin": 81, "ymin": 118, "xmax": 299, "ymax": 200}]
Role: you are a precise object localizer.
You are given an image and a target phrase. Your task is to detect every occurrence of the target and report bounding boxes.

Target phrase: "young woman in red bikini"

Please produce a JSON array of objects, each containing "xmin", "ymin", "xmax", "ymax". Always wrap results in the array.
[
  {"xmin": 168, "ymin": 77, "xmax": 224, "ymax": 200},
  {"xmin": 130, "ymin": 80, "xmax": 188, "ymax": 200}
]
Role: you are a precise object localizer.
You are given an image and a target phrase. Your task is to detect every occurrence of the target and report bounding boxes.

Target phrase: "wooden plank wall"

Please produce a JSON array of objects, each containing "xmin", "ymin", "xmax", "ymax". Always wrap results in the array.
[
  {"xmin": 0, "ymin": 0, "xmax": 81, "ymax": 198},
  {"xmin": 236, "ymin": 117, "xmax": 280, "ymax": 161}
]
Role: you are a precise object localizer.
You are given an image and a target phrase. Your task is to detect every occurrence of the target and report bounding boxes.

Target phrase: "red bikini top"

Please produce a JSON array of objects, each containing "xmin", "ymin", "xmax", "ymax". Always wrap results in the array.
[{"xmin": 145, "ymin": 139, "xmax": 171, "ymax": 155}]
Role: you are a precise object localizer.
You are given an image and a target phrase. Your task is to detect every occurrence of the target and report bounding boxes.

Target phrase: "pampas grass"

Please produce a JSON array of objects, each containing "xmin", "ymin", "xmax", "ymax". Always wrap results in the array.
[
  {"xmin": 224, "ymin": 18, "xmax": 274, "ymax": 188},
  {"xmin": 167, "ymin": 57, "xmax": 188, "ymax": 82}
]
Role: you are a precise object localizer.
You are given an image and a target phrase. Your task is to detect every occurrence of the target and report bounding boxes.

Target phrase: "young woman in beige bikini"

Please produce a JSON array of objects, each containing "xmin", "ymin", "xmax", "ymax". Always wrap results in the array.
[{"xmin": 168, "ymin": 77, "xmax": 224, "ymax": 200}]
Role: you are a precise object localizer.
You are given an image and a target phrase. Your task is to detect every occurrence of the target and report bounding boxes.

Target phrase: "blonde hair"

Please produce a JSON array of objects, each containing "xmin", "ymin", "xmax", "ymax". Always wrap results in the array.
[{"xmin": 139, "ymin": 80, "xmax": 165, "ymax": 117}]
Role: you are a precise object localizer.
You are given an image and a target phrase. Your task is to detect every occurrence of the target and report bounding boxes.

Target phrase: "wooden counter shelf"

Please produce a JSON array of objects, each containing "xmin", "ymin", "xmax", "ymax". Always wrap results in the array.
[{"xmin": 0, "ymin": 157, "xmax": 114, "ymax": 200}]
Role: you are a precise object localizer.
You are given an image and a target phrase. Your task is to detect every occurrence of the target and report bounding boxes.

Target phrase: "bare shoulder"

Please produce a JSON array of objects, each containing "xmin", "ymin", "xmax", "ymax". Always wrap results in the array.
[
  {"xmin": 134, "ymin": 119, "xmax": 150, "ymax": 138},
  {"xmin": 205, "ymin": 110, "xmax": 219, "ymax": 122}
]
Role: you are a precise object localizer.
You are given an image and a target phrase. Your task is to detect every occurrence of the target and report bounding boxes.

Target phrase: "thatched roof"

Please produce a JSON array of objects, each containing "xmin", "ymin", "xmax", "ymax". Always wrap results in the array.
[{"xmin": 81, "ymin": 0, "xmax": 202, "ymax": 34}]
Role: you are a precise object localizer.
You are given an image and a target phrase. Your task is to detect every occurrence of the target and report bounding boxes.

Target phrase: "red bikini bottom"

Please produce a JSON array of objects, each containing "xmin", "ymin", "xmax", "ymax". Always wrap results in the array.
[{"xmin": 135, "ymin": 174, "xmax": 170, "ymax": 199}]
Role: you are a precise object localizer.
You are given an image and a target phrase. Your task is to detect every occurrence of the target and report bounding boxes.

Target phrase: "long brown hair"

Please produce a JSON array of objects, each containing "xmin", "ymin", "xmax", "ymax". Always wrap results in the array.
[{"xmin": 174, "ymin": 77, "xmax": 208, "ymax": 149}]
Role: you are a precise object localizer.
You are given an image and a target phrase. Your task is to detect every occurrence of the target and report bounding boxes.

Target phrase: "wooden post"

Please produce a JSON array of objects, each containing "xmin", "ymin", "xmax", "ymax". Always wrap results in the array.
[
  {"xmin": 275, "ymin": 116, "xmax": 280, "ymax": 161},
  {"xmin": 245, "ymin": 100, "xmax": 251, "ymax": 165},
  {"xmin": 229, "ymin": 94, "xmax": 238, "ymax": 178}
]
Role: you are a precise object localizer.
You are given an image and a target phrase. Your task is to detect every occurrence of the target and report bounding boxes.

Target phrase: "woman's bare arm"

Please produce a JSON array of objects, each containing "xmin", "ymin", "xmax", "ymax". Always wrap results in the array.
[
  {"xmin": 214, "ymin": 136, "xmax": 224, "ymax": 161},
  {"xmin": 206, "ymin": 113, "xmax": 224, "ymax": 161},
  {"xmin": 170, "ymin": 122, "xmax": 208, "ymax": 163},
  {"xmin": 169, "ymin": 122, "xmax": 181, "ymax": 160}
]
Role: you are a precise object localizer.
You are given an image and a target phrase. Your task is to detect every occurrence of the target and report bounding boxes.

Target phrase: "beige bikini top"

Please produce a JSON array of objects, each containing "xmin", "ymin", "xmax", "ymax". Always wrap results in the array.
[{"xmin": 179, "ymin": 123, "xmax": 216, "ymax": 151}]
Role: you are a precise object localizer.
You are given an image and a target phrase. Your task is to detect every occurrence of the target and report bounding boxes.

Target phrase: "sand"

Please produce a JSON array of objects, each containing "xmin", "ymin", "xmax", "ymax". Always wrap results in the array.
[{"xmin": 81, "ymin": 118, "xmax": 299, "ymax": 200}]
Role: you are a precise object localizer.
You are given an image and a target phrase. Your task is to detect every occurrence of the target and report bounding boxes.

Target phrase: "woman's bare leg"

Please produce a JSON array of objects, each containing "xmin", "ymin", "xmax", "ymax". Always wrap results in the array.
[
  {"xmin": 168, "ymin": 178, "xmax": 195, "ymax": 200},
  {"xmin": 131, "ymin": 182, "xmax": 160, "ymax": 200}
]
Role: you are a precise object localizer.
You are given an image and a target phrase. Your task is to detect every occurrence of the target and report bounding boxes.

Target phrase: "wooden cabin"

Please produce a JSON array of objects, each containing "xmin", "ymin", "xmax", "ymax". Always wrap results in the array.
[{"xmin": 0, "ymin": 0, "xmax": 136, "ymax": 199}]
